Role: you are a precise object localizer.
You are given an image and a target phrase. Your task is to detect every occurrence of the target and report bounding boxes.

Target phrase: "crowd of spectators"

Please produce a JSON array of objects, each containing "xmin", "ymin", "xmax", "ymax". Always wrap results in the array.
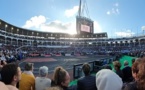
[
  {"xmin": 1, "ymin": 43, "xmax": 145, "ymax": 90},
  {"xmin": 1, "ymin": 43, "xmax": 145, "ymax": 61},
  {"xmin": 3, "ymin": 45, "xmax": 143, "ymax": 58},
  {"xmin": 1, "ymin": 54, "xmax": 145, "ymax": 90}
]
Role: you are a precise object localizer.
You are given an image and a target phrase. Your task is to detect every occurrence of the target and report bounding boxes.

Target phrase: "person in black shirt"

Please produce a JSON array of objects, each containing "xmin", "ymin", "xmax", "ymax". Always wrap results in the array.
[{"xmin": 77, "ymin": 63, "xmax": 97, "ymax": 90}]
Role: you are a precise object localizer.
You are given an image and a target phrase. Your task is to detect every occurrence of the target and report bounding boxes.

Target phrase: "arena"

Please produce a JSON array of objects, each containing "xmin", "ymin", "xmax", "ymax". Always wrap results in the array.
[
  {"xmin": 1, "ymin": 0, "xmax": 145, "ymax": 89},
  {"xmin": 1, "ymin": 18, "xmax": 145, "ymax": 90}
]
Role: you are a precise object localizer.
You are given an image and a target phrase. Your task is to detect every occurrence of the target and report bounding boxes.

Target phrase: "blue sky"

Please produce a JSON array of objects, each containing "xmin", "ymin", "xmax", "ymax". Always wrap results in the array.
[{"xmin": 0, "ymin": 0, "xmax": 145, "ymax": 38}]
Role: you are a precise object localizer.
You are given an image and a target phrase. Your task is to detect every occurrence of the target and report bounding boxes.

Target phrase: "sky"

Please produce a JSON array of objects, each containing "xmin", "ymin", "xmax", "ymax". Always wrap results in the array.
[{"xmin": 0, "ymin": 0, "xmax": 145, "ymax": 38}]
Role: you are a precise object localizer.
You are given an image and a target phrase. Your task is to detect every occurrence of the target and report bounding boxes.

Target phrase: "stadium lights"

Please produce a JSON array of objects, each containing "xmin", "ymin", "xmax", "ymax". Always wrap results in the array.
[
  {"xmin": 37, "ymin": 33, "xmax": 39, "ymax": 35},
  {"xmin": 89, "ymin": 42, "xmax": 92, "ymax": 44},
  {"xmin": 5, "ymin": 24, "xmax": 8, "ymax": 28},
  {"xmin": 123, "ymin": 41, "xmax": 125, "ymax": 43}
]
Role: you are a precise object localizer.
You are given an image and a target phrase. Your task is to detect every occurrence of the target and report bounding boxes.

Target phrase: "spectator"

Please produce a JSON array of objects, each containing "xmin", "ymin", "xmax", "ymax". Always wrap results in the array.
[
  {"xmin": 0, "ymin": 60, "xmax": 7, "ymax": 67},
  {"xmin": 123, "ymin": 58, "xmax": 142, "ymax": 90},
  {"xmin": 131, "ymin": 59, "xmax": 142, "ymax": 81},
  {"xmin": 1, "ymin": 63, "xmax": 21, "ymax": 89},
  {"xmin": 122, "ymin": 61, "xmax": 133, "ymax": 83},
  {"xmin": 113, "ymin": 61, "xmax": 124, "ymax": 80},
  {"xmin": 19, "ymin": 63, "xmax": 35, "ymax": 90},
  {"xmin": 77, "ymin": 63, "xmax": 97, "ymax": 90},
  {"xmin": 51, "ymin": 66, "xmax": 76, "ymax": 90},
  {"xmin": 1, "ymin": 54, "xmax": 6, "ymax": 61},
  {"xmin": 96, "ymin": 69, "xmax": 123, "ymax": 90},
  {"xmin": 35, "ymin": 66, "xmax": 51, "ymax": 90}
]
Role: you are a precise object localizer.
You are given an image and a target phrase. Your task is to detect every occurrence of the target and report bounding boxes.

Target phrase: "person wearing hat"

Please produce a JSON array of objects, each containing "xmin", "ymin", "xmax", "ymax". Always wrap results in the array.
[
  {"xmin": 96, "ymin": 69, "xmax": 123, "ymax": 90},
  {"xmin": 35, "ymin": 66, "xmax": 51, "ymax": 90},
  {"xmin": 19, "ymin": 63, "xmax": 35, "ymax": 90}
]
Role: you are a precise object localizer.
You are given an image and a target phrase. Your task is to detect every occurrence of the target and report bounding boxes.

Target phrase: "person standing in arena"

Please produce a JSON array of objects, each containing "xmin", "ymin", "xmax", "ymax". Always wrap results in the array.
[
  {"xmin": 19, "ymin": 63, "xmax": 35, "ymax": 90},
  {"xmin": 113, "ymin": 61, "xmax": 124, "ymax": 80},
  {"xmin": 51, "ymin": 66, "xmax": 76, "ymax": 90},
  {"xmin": 77, "ymin": 63, "xmax": 97, "ymax": 90},
  {"xmin": 96, "ymin": 69, "xmax": 123, "ymax": 90},
  {"xmin": 122, "ymin": 61, "xmax": 133, "ymax": 83},
  {"xmin": 1, "ymin": 63, "xmax": 21, "ymax": 90},
  {"xmin": 123, "ymin": 58, "xmax": 145, "ymax": 90},
  {"xmin": 35, "ymin": 66, "xmax": 51, "ymax": 90}
]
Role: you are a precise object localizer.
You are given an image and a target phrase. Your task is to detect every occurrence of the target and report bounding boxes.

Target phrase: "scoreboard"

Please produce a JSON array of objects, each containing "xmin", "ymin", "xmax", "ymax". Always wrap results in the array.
[{"xmin": 76, "ymin": 16, "xmax": 94, "ymax": 35}]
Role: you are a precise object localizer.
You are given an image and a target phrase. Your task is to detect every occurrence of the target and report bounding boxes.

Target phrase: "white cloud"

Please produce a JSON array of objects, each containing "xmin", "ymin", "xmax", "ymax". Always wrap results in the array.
[
  {"xmin": 114, "ymin": 3, "xmax": 119, "ymax": 7},
  {"xmin": 107, "ymin": 8, "xmax": 119, "ymax": 15},
  {"xmin": 94, "ymin": 21, "xmax": 102, "ymax": 33},
  {"xmin": 40, "ymin": 20, "xmax": 76, "ymax": 34},
  {"xmin": 23, "ymin": 15, "xmax": 47, "ymax": 29},
  {"xmin": 141, "ymin": 26, "xmax": 145, "ymax": 30},
  {"xmin": 107, "ymin": 3, "xmax": 120, "ymax": 15},
  {"xmin": 116, "ymin": 8, "xmax": 120, "ymax": 14},
  {"xmin": 107, "ymin": 11, "xmax": 111, "ymax": 15},
  {"xmin": 65, "ymin": 6, "xmax": 79, "ymax": 18},
  {"xmin": 23, "ymin": 15, "xmax": 102, "ymax": 35},
  {"xmin": 115, "ymin": 30, "xmax": 135, "ymax": 37},
  {"xmin": 22, "ymin": 15, "xmax": 77, "ymax": 34},
  {"xmin": 112, "ymin": 8, "xmax": 115, "ymax": 14}
]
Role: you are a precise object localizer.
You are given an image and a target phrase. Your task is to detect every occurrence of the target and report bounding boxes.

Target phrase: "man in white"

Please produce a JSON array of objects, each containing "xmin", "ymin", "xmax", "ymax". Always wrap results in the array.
[{"xmin": 35, "ymin": 66, "xmax": 51, "ymax": 90}]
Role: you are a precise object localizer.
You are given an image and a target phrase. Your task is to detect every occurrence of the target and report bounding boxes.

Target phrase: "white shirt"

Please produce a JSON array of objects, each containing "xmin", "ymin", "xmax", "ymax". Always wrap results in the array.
[
  {"xmin": 35, "ymin": 77, "xmax": 51, "ymax": 90},
  {"xmin": 1, "ymin": 55, "xmax": 6, "ymax": 61}
]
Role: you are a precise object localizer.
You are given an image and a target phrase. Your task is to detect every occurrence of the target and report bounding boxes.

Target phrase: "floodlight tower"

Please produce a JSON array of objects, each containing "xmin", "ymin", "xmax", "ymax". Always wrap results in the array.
[
  {"xmin": 76, "ymin": 0, "xmax": 94, "ymax": 35},
  {"xmin": 78, "ymin": 0, "xmax": 90, "ymax": 18}
]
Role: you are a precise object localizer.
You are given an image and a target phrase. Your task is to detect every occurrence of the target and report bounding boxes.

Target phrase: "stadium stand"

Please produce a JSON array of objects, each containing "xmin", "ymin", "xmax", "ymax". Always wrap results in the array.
[{"xmin": 1, "ymin": 18, "xmax": 145, "ymax": 90}]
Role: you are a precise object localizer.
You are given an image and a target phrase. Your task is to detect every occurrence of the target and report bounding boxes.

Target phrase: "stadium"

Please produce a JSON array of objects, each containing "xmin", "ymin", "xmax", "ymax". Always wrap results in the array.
[
  {"xmin": 1, "ymin": 15, "xmax": 145, "ymax": 89},
  {"xmin": 1, "ymin": 0, "xmax": 145, "ymax": 90}
]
